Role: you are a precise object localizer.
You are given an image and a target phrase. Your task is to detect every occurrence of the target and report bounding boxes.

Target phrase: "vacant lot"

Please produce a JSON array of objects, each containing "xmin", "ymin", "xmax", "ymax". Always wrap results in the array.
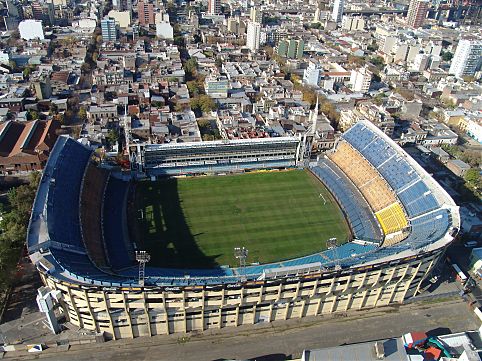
[{"xmin": 134, "ymin": 170, "xmax": 350, "ymax": 268}]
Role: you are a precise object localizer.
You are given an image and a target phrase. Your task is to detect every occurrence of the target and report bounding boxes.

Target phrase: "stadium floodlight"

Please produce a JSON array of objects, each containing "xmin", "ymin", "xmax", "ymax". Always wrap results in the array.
[
  {"xmin": 136, "ymin": 251, "xmax": 151, "ymax": 287},
  {"xmin": 326, "ymin": 238, "xmax": 341, "ymax": 271},
  {"xmin": 326, "ymin": 238, "xmax": 337, "ymax": 250},
  {"xmin": 234, "ymin": 247, "xmax": 248, "ymax": 282}
]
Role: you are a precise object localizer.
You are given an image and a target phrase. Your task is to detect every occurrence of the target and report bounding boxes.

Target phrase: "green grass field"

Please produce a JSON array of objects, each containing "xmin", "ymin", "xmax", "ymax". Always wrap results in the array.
[{"xmin": 132, "ymin": 170, "xmax": 350, "ymax": 268}]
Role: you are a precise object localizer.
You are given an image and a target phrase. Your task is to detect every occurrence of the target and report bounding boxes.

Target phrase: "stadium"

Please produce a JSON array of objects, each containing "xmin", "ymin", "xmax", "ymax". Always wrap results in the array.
[{"xmin": 27, "ymin": 120, "xmax": 460, "ymax": 340}]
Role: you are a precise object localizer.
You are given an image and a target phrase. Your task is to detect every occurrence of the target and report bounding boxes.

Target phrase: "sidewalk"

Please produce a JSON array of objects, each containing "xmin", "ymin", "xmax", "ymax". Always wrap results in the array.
[{"xmin": 2, "ymin": 295, "xmax": 478, "ymax": 361}]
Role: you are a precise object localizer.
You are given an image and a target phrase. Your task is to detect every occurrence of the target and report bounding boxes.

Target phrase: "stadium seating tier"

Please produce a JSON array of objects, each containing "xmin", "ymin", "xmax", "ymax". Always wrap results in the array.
[{"xmin": 27, "ymin": 124, "xmax": 455, "ymax": 287}]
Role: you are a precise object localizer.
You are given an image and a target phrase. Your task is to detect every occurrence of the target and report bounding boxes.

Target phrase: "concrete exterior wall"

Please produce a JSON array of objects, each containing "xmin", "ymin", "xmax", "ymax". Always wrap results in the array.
[{"xmin": 42, "ymin": 250, "xmax": 440, "ymax": 340}]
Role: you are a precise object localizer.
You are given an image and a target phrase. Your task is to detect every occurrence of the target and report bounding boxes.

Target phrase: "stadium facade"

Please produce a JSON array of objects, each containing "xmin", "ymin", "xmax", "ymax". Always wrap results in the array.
[{"xmin": 27, "ymin": 120, "xmax": 459, "ymax": 340}]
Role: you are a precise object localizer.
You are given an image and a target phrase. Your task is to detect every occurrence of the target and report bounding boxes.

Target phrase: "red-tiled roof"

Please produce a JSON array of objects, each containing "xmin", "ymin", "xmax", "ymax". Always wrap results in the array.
[{"xmin": 0, "ymin": 119, "xmax": 58, "ymax": 163}]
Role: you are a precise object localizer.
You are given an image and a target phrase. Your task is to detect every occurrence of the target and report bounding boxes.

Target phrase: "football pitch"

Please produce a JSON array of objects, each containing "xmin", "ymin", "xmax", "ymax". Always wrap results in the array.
[{"xmin": 132, "ymin": 170, "xmax": 350, "ymax": 269}]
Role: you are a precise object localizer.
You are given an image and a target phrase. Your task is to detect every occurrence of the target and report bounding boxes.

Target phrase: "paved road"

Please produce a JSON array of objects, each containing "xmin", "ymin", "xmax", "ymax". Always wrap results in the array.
[{"xmin": 8, "ymin": 298, "xmax": 479, "ymax": 361}]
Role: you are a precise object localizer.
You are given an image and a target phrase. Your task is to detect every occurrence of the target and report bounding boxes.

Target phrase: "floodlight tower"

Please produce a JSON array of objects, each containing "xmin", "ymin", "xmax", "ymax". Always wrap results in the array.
[
  {"xmin": 136, "ymin": 251, "xmax": 151, "ymax": 287},
  {"xmin": 326, "ymin": 238, "xmax": 341, "ymax": 271},
  {"xmin": 234, "ymin": 247, "xmax": 248, "ymax": 282}
]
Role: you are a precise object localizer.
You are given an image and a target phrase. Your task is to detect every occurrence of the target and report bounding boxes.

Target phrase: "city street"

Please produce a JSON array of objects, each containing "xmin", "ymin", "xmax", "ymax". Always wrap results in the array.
[{"xmin": 4, "ymin": 297, "xmax": 479, "ymax": 361}]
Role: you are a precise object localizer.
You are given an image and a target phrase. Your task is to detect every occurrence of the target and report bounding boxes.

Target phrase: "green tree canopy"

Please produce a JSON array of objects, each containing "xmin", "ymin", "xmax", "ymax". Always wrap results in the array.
[
  {"xmin": 191, "ymin": 95, "xmax": 217, "ymax": 114},
  {"xmin": 184, "ymin": 58, "xmax": 198, "ymax": 77},
  {"xmin": 465, "ymin": 169, "xmax": 480, "ymax": 184},
  {"xmin": 369, "ymin": 56, "xmax": 385, "ymax": 70},
  {"xmin": 0, "ymin": 173, "xmax": 40, "ymax": 289},
  {"xmin": 441, "ymin": 51, "xmax": 453, "ymax": 62},
  {"xmin": 106, "ymin": 129, "xmax": 120, "ymax": 147},
  {"xmin": 78, "ymin": 107, "xmax": 88, "ymax": 121},
  {"xmin": 27, "ymin": 110, "xmax": 39, "ymax": 120}
]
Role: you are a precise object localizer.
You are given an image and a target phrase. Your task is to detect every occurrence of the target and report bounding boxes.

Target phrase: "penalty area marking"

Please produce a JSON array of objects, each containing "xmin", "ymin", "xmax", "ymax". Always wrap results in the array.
[{"xmin": 319, "ymin": 193, "xmax": 327, "ymax": 205}]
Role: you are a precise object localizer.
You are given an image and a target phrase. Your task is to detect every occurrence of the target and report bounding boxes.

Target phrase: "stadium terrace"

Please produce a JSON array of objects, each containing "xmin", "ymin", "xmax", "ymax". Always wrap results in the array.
[{"xmin": 27, "ymin": 120, "xmax": 460, "ymax": 339}]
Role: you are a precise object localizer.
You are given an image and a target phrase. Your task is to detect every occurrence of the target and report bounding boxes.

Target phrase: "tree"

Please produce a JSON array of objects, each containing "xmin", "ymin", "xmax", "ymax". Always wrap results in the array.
[
  {"xmin": 197, "ymin": 118, "xmax": 210, "ymax": 128},
  {"xmin": 106, "ymin": 129, "xmax": 119, "ymax": 147},
  {"xmin": 151, "ymin": 101, "xmax": 164, "ymax": 108},
  {"xmin": 23, "ymin": 67, "xmax": 32, "ymax": 79},
  {"xmin": 190, "ymin": 95, "xmax": 216, "ymax": 114},
  {"xmin": 78, "ymin": 107, "xmax": 88, "ymax": 122},
  {"xmin": 0, "ymin": 173, "xmax": 40, "ymax": 290},
  {"xmin": 174, "ymin": 102, "xmax": 189, "ymax": 112},
  {"xmin": 215, "ymin": 58, "xmax": 223, "ymax": 68},
  {"xmin": 81, "ymin": 62, "xmax": 92, "ymax": 74},
  {"xmin": 293, "ymin": 84, "xmax": 318, "ymax": 107},
  {"xmin": 183, "ymin": 58, "xmax": 198, "ymax": 76},
  {"xmin": 199, "ymin": 95, "xmax": 216, "ymax": 113},
  {"xmin": 187, "ymin": 80, "xmax": 203, "ymax": 96},
  {"xmin": 174, "ymin": 35, "xmax": 184, "ymax": 47},
  {"xmin": 53, "ymin": 113, "xmax": 65, "ymax": 125},
  {"xmin": 8, "ymin": 61, "xmax": 18, "ymax": 72},
  {"xmin": 465, "ymin": 169, "xmax": 480, "ymax": 185},
  {"xmin": 441, "ymin": 51, "xmax": 453, "ymax": 62},
  {"xmin": 7, "ymin": 30, "xmax": 19, "ymax": 46},
  {"xmin": 263, "ymin": 46, "xmax": 274, "ymax": 59},
  {"xmin": 348, "ymin": 55, "xmax": 366, "ymax": 67},
  {"xmin": 320, "ymin": 100, "xmax": 340, "ymax": 124},
  {"xmin": 68, "ymin": 95, "xmax": 80, "ymax": 113},
  {"xmin": 202, "ymin": 134, "xmax": 215, "ymax": 141},
  {"xmin": 27, "ymin": 110, "xmax": 39, "ymax": 120},
  {"xmin": 373, "ymin": 93, "xmax": 385, "ymax": 106},
  {"xmin": 49, "ymin": 102, "xmax": 58, "ymax": 115},
  {"xmin": 369, "ymin": 56, "xmax": 385, "ymax": 70}
]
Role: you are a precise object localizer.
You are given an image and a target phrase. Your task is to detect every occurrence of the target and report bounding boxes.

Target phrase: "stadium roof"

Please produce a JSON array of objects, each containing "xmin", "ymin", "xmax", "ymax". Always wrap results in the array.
[{"xmin": 142, "ymin": 136, "xmax": 300, "ymax": 151}]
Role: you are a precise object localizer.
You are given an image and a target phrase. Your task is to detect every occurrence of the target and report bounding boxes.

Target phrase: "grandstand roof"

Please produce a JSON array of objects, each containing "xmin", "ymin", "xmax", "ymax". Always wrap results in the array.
[{"xmin": 143, "ymin": 136, "xmax": 299, "ymax": 152}]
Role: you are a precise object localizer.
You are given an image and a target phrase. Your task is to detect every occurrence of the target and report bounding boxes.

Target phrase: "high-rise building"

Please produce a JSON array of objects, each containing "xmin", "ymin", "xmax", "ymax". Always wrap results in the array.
[
  {"xmin": 250, "ymin": 7, "xmax": 262, "ymax": 23},
  {"xmin": 6, "ymin": 0, "xmax": 23, "ymax": 19},
  {"xmin": 303, "ymin": 62, "xmax": 323, "ymax": 87},
  {"xmin": 138, "ymin": 0, "xmax": 155, "ymax": 26},
  {"xmin": 246, "ymin": 21, "xmax": 261, "ymax": 51},
  {"xmin": 341, "ymin": 15, "xmax": 365, "ymax": 31},
  {"xmin": 155, "ymin": 11, "xmax": 173, "ymax": 39},
  {"xmin": 31, "ymin": 3, "xmax": 43, "ymax": 20},
  {"xmin": 331, "ymin": 0, "xmax": 344, "ymax": 23},
  {"xmin": 101, "ymin": 17, "xmax": 117, "ymax": 42},
  {"xmin": 208, "ymin": 0, "xmax": 221, "ymax": 15},
  {"xmin": 406, "ymin": 0, "xmax": 429, "ymax": 28},
  {"xmin": 449, "ymin": 39, "xmax": 482, "ymax": 78},
  {"xmin": 227, "ymin": 17, "xmax": 238, "ymax": 33},
  {"xmin": 349, "ymin": 67, "xmax": 372, "ymax": 93},
  {"xmin": 277, "ymin": 39, "xmax": 304, "ymax": 59},
  {"xmin": 313, "ymin": 4, "xmax": 328, "ymax": 23},
  {"xmin": 113, "ymin": 0, "xmax": 132, "ymax": 12}
]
